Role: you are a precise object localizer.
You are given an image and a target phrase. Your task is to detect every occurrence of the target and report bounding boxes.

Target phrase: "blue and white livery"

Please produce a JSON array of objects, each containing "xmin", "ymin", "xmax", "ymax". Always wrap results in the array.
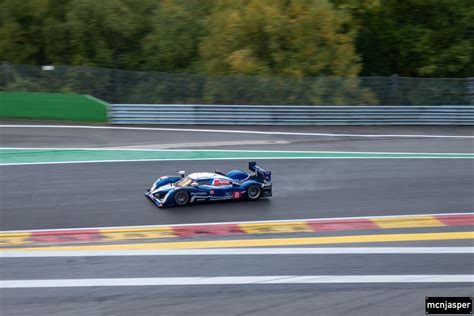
[{"xmin": 145, "ymin": 162, "xmax": 272, "ymax": 208}]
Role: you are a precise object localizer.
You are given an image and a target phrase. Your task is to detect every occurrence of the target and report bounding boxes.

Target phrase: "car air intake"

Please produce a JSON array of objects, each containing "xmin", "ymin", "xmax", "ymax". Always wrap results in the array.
[{"xmin": 154, "ymin": 192, "xmax": 167, "ymax": 199}]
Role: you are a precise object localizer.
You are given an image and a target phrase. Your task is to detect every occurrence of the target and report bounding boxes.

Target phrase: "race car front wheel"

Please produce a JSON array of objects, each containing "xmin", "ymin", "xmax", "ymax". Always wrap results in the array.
[
  {"xmin": 174, "ymin": 190, "xmax": 189, "ymax": 206},
  {"xmin": 246, "ymin": 185, "xmax": 261, "ymax": 200}
]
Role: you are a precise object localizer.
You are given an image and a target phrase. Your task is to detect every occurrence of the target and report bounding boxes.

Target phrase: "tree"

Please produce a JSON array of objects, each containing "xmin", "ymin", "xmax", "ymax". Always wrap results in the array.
[
  {"xmin": 0, "ymin": 0, "xmax": 158, "ymax": 69},
  {"xmin": 199, "ymin": 0, "xmax": 361, "ymax": 77},
  {"xmin": 63, "ymin": 0, "xmax": 156, "ymax": 69},
  {"xmin": 143, "ymin": 0, "xmax": 214, "ymax": 72},
  {"xmin": 357, "ymin": 0, "xmax": 474, "ymax": 77},
  {"xmin": 0, "ymin": 0, "xmax": 49, "ymax": 64}
]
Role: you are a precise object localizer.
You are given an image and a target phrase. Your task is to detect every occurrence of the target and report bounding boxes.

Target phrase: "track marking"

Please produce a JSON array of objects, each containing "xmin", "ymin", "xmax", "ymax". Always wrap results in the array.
[
  {"xmin": 5, "ymin": 147, "xmax": 474, "ymax": 154},
  {"xmin": 3, "ymin": 147, "xmax": 474, "ymax": 154},
  {"xmin": 4, "ymin": 231, "xmax": 473, "ymax": 251},
  {"xmin": 372, "ymin": 216, "xmax": 445, "ymax": 228},
  {"xmin": 2, "ymin": 213, "xmax": 473, "ymax": 246},
  {"xmin": 2, "ymin": 247, "xmax": 473, "ymax": 258},
  {"xmin": 2, "ymin": 275, "xmax": 473, "ymax": 288},
  {"xmin": 107, "ymin": 140, "xmax": 291, "ymax": 149},
  {"xmin": 1, "ymin": 124, "xmax": 473, "ymax": 139},
  {"xmin": 3, "ymin": 156, "xmax": 474, "ymax": 167},
  {"xmin": 239, "ymin": 221, "xmax": 313, "ymax": 234},
  {"xmin": 1, "ymin": 147, "xmax": 472, "ymax": 166},
  {"xmin": 2, "ymin": 212, "xmax": 472, "ymax": 233}
]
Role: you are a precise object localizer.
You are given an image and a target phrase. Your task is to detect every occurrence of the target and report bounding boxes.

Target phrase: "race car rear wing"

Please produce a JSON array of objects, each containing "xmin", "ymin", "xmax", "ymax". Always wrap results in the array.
[{"xmin": 249, "ymin": 161, "xmax": 271, "ymax": 183}]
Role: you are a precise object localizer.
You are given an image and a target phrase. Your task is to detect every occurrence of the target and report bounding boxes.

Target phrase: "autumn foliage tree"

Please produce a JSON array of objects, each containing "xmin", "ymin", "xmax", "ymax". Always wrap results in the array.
[
  {"xmin": 357, "ymin": 0, "xmax": 474, "ymax": 77},
  {"xmin": 0, "ymin": 0, "xmax": 472, "ymax": 78},
  {"xmin": 199, "ymin": 0, "xmax": 360, "ymax": 77}
]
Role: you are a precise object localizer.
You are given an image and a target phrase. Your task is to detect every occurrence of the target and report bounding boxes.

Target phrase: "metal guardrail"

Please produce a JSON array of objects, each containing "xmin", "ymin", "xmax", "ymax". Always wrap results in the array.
[{"xmin": 110, "ymin": 104, "xmax": 474, "ymax": 125}]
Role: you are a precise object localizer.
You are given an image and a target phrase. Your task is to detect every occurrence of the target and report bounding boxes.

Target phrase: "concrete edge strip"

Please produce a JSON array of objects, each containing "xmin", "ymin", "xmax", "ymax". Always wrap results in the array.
[
  {"xmin": 1, "ymin": 213, "xmax": 472, "ymax": 246},
  {"xmin": 1, "ymin": 124, "xmax": 473, "ymax": 139},
  {"xmin": 2, "ymin": 275, "xmax": 474, "ymax": 288}
]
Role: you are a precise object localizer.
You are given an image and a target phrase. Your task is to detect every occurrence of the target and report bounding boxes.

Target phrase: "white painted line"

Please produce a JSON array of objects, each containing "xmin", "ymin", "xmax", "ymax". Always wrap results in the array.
[
  {"xmin": 1, "ymin": 124, "xmax": 473, "ymax": 139},
  {"xmin": 2, "ymin": 155, "xmax": 473, "ymax": 167},
  {"xmin": 107, "ymin": 140, "xmax": 291, "ymax": 149},
  {"xmin": 1, "ymin": 212, "xmax": 472, "ymax": 233},
  {"xmin": 2, "ymin": 275, "xmax": 473, "ymax": 288},
  {"xmin": 4, "ymin": 147, "xmax": 474, "ymax": 154},
  {"xmin": 2, "ymin": 247, "xmax": 473, "ymax": 258}
]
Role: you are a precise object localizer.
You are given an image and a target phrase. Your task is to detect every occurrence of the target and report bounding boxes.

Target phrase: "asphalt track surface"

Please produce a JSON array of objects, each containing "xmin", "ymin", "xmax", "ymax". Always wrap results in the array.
[
  {"xmin": 2, "ymin": 240, "xmax": 473, "ymax": 316},
  {"xmin": 2, "ymin": 158, "xmax": 474, "ymax": 230},
  {"xmin": 1, "ymin": 125, "xmax": 473, "ymax": 230},
  {"xmin": 1, "ymin": 124, "xmax": 473, "ymax": 316},
  {"xmin": 2, "ymin": 123, "xmax": 474, "ymax": 152}
]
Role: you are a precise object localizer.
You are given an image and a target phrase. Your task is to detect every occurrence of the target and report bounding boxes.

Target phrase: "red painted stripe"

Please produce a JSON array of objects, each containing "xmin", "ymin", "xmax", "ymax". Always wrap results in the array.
[
  {"xmin": 307, "ymin": 219, "xmax": 379, "ymax": 232},
  {"xmin": 435, "ymin": 215, "xmax": 474, "ymax": 226},
  {"xmin": 173, "ymin": 224, "xmax": 244, "ymax": 237},
  {"xmin": 31, "ymin": 229, "xmax": 102, "ymax": 243}
]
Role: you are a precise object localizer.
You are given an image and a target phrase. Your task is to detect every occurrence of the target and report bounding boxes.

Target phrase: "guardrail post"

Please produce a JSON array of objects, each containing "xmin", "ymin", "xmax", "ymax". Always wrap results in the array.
[
  {"xmin": 468, "ymin": 77, "xmax": 474, "ymax": 105},
  {"xmin": 390, "ymin": 74, "xmax": 400, "ymax": 106},
  {"xmin": 1, "ymin": 62, "xmax": 12, "ymax": 89}
]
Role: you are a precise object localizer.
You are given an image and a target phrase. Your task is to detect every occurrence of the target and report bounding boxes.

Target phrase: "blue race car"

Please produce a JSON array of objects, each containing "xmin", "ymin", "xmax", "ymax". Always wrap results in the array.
[{"xmin": 145, "ymin": 162, "xmax": 272, "ymax": 207}]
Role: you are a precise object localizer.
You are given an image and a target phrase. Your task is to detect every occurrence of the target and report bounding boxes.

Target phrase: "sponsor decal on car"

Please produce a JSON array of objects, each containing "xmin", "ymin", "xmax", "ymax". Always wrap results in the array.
[
  {"xmin": 210, "ymin": 190, "xmax": 214, "ymax": 195},
  {"xmin": 191, "ymin": 192, "xmax": 207, "ymax": 196},
  {"xmin": 213, "ymin": 179, "xmax": 231, "ymax": 186}
]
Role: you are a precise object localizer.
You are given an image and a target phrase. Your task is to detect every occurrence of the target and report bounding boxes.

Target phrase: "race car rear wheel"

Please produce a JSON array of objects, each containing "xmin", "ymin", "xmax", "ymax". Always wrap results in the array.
[
  {"xmin": 246, "ymin": 185, "xmax": 261, "ymax": 200},
  {"xmin": 174, "ymin": 190, "xmax": 189, "ymax": 206}
]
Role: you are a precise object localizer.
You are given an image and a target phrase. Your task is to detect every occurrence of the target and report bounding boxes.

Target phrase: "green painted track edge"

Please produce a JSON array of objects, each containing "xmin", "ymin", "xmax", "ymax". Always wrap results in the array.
[{"xmin": 0, "ymin": 148, "xmax": 473, "ymax": 165}]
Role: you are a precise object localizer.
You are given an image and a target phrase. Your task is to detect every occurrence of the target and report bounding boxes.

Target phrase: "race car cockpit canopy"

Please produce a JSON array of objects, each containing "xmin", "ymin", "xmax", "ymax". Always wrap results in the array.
[{"xmin": 174, "ymin": 177, "xmax": 193, "ymax": 187}]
